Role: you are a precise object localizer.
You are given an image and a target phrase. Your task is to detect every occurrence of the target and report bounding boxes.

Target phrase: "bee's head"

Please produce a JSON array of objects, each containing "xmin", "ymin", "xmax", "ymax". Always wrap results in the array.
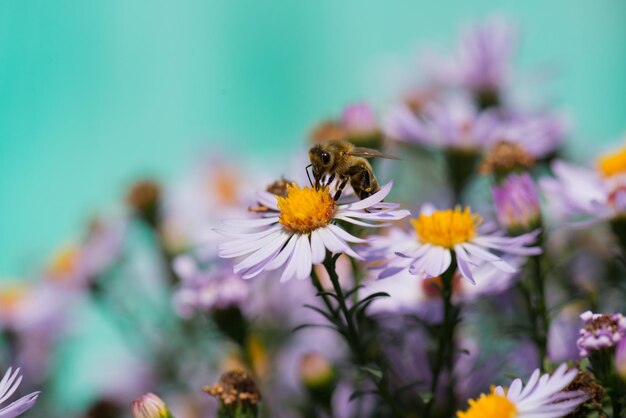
[{"xmin": 308, "ymin": 145, "xmax": 333, "ymax": 183}]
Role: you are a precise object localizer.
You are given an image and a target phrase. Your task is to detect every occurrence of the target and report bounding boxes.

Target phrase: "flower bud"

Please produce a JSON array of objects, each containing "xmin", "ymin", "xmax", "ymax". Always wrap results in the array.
[
  {"xmin": 203, "ymin": 370, "xmax": 260, "ymax": 418},
  {"xmin": 577, "ymin": 311, "xmax": 626, "ymax": 357},
  {"xmin": 479, "ymin": 141, "xmax": 535, "ymax": 178},
  {"xmin": 126, "ymin": 180, "xmax": 161, "ymax": 227},
  {"xmin": 341, "ymin": 102, "xmax": 378, "ymax": 135},
  {"xmin": 491, "ymin": 172, "xmax": 541, "ymax": 235},
  {"xmin": 131, "ymin": 393, "xmax": 173, "ymax": 418},
  {"xmin": 300, "ymin": 353, "xmax": 335, "ymax": 389},
  {"xmin": 299, "ymin": 353, "xmax": 336, "ymax": 411}
]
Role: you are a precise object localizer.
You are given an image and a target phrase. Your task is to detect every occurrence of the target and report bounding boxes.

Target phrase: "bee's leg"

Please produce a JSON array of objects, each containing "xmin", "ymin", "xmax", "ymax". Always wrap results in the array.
[
  {"xmin": 325, "ymin": 173, "xmax": 335, "ymax": 187},
  {"xmin": 305, "ymin": 164, "xmax": 314, "ymax": 187},
  {"xmin": 333, "ymin": 177, "xmax": 349, "ymax": 201},
  {"xmin": 348, "ymin": 165, "xmax": 373, "ymax": 199}
]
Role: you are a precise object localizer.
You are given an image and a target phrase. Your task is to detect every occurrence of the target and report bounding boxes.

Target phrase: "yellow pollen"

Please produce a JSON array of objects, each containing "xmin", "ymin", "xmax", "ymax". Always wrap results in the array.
[
  {"xmin": 411, "ymin": 207, "xmax": 481, "ymax": 249},
  {"xmin": 277, "ymin": 184, "xmax": 336, "ymax": 233},
  {"xmin": 597, "ymin": 146, "xmax": 626, "ymax": 177},
  {"xmin": 457, "ymin": 392, "xmax": 518, "ymax": 418}
]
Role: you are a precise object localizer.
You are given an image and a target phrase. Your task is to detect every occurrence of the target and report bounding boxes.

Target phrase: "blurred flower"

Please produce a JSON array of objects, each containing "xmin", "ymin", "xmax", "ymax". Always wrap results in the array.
[
  {"xmin": 310, "ymin": 102, "xmax": 383, "ymax": 149},
  {"xmin": 548, "ymin": 304, "xmax": 584, "ymax": 363},
  {"xmin": 172, "ymin": 255, "xmax": 249, "ymax": 318},
  {"xmin": 385, "ymin": 95, "xmax": 499, "ymax": 151},
  {"xmin": 491, "ymin": 172, "xmax": 541, "ymax": 234},
  {"xmin": 485, "ymin": 112, "xmax": 568, "ymax": 159},
  {"xmin": 126, "ymin": 180, "xmax": 162, "ymax": 227},
  {"xmin": 424, "ymin": 17, "xmax": 517, "ymax": 108},
  {"xmin": 341, "ymin": 102, "xmax": 378, "ymax": 135},
  {"xmin": 540, "ymin": 144, "xmax": 626, "ymax": 224},
  {"xmin": 0, "ymin": 367, "xmax": 40, "ymax": 418},
  {"xmin": 367, "ymin": 205, "xmax": 539, "ymax": 284},
  {"xmin": 479, "ymin": 142, "xmax": 536, "ymax": 177},
  {"xmin": 217, "ymin": 182, "xmax": 408, "ymax": 282},
  {"xmin": 0, "ymin": 282, "xmax": 67, "ymax": 332},
  {"xmin": 456, "ymin": 364, "xmax": 587, "ymax": 418},
  {"xmin": 131, "ymin": 393, "xmax": 173, "ymax": 418},
  {"xmin": 203, "ymin": 370, "xmax": 261, "ymax": 417},
  {"xmin": 161, "ymin": 158, "xmax": 256, "ymax": 254},
  {"xmin": 577, "ymin": 311, "xmax": 626, "ymax": 357}
]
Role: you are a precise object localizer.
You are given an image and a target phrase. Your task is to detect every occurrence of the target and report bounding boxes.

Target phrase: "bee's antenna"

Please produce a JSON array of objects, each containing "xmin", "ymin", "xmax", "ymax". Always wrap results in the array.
[{"xmin": 305, "ymin": 164, "xmax": 314, "ymax": 187}]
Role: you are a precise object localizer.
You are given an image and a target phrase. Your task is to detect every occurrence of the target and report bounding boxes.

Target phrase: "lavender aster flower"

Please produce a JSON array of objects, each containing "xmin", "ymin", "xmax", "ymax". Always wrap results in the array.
[
  {"xmin": 456, "ymin": 364, "xmax": 587, "ymax": 418},
  {"xmin": 492, "ymin": 172, "xmax": 541, "ymax": 234},
  {"xmin": 0, "ymin": 367, "xmax": 40, "ymax": 418},
  {"xmin": 367, "ymin": 205, "xmax": 540, "ymax": 284},
  {"xmin": 577, "ymin": 311, "xmax": 626, "ymax": 357},
  {"xmin": 487, "ymin": 113, "xmax": 568, "ymax": 159},
  {"xmin": 423, "ymin": 17, "xmax": 517, "ymax": 108},
  {"xmin": 218, "ymin": 182, "xmax": 409, "ymax": 282},
  {"xmin": 172, "ymin": 255, "xmax": 249, "ymax": 318},
  {"xmin": 540, "ymin": 144, "xmax": 626, "ymax": 224},
  {"xmin": 385, "ymin": 95, "xmax": 500, "ymax": 151}
]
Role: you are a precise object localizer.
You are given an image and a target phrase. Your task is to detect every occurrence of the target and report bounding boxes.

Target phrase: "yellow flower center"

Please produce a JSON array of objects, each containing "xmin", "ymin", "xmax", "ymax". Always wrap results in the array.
[
  {"xmin": 0, "ymin": 285, "xmax": 27, "ymax": 311},
  {"xmin": 411, "ymin": 207, "xmax": 481, "ymax": 249},
  {"xmin": 457, "ymin": 392, "xmax": 518, "ymax": 418},
  {"xmin": 597, "ymin": 146, "xmax": 626, "ymax": 177},
  {"xmin": 277, "ymin": 184, "xmax": 336, "ymax": 233},
  {"xmin": 212, "ymin": 168, "xmax": 239, "ymax": 206},
  {"xmin": 48, "ymin": 247, "xmax": 79, "ymax": 280}
]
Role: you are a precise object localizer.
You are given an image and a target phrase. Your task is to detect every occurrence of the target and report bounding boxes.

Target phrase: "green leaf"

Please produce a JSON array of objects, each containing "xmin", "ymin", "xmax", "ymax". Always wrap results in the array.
[
  {"xmin": 345, "ymin": 285, "xmax": 365, "ymax": 299},
  {"xmin": 349, "ymin": 292, "xmax": 390, "ymax": 317},
  {"xmin": 303, "ymin": 304, "xmax": 338, "ymax": 324},
  {"xmin": 316, "ymin": 291, "xmax": 339, "ymax": 301},
  {"xmin": 360, "ymin": 366, "xmax": 383, "ymax": 381},
  {"xmin": 418, "ymin": 392, "xmax": 433, "ymax": 403},
  {"xmin": 348, "ymin": 389, "xmax": 378, "ymax": 401},
  {"xmin": 292, "ymin": 323, "xmax": 340, "ymax": 333}
]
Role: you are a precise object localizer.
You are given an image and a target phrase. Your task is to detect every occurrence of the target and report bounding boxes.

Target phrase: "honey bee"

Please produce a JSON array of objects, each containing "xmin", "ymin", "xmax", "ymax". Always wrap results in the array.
[{"xmin": 308, "ymin": 140, "xmax": 400, "ymax": 200}]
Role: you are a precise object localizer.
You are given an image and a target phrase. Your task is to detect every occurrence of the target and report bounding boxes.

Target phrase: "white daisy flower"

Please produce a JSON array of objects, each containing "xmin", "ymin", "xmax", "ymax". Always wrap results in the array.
[
  {"xmin": 0, "ymin": 367, "xmax": 40, "ymax": 418},
  {"xmin": 367, "ymin": 205, "xmax": 540, "ymax": 284},
  {"xmin": 456, "ymin": 364, "xmax": 588, "ymax": 418},
  {"xmin": 217, "ymin": 182, "xmax": 409, "ymax": 282}
]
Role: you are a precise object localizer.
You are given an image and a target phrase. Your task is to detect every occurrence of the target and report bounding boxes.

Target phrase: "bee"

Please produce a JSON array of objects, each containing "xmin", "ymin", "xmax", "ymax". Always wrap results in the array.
[{"xmin": 308, "ymin": 140, "xmax": 400, "ymax": 201}]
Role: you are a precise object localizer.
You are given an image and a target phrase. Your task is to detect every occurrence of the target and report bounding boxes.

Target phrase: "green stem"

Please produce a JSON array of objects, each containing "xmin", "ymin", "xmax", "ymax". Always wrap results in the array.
[
  {"xmin": 316, "ymin": 253, "xmax": 403, "ymax": 417},
  {"xmin": 530, "ymin": 253, "xmax": 549, "ymax": 370},
  {"xmin": 425, "ymin": 258, "xmax": 460, "ymax": 418}
]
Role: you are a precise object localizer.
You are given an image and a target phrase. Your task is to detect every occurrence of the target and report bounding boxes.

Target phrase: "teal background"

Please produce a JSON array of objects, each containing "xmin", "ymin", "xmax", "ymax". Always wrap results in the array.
[{"xmin": 1, "ymin": 1, "xmax": 625, "ymax": 277}]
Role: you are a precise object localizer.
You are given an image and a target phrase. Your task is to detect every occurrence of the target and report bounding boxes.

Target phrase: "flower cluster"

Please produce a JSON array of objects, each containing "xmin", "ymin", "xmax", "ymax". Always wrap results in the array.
[
  {"xmin": 577, "ymin": 311, "xmax": 626, "ymax": 357},
  {"xmin": 5, "ymin": 15, "xmax": 626, "ymax": 418}
]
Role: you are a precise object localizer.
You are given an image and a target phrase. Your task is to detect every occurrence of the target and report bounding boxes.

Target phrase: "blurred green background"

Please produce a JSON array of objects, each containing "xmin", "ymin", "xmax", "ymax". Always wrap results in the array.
[{"xmin": 1, "ymin": 0, "xmax": 625, "ymax": 277}]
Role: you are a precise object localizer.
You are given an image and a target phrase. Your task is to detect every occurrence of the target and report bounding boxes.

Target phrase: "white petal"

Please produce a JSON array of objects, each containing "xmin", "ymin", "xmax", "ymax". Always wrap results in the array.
[
  {"xmin": 310, "ymin": 230, "xmax": 326, "ymax": 264},
  {"xmin": 233, "ymin": 232, "xmax": 289, "ymax": 273},
  {"xmin": 341, "ymin": 182, "xmax": 393, "ymax": 210},
  {"xmin": 265, "ymin": 234, "xmax": 297, "ymax": 271},
  {"xmin": 295, "ymin": 235, "xmax": 313, "ymax": 280},
  {"xmin": 327, "ymin": 224, "xmax": 366, "ymax": 243}
]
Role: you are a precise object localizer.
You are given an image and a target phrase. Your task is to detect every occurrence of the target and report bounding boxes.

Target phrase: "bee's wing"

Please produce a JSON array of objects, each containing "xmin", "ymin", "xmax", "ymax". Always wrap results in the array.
[{"xmin": 347, "ymin": 147, "xmax": 401, "ymax": 160}]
